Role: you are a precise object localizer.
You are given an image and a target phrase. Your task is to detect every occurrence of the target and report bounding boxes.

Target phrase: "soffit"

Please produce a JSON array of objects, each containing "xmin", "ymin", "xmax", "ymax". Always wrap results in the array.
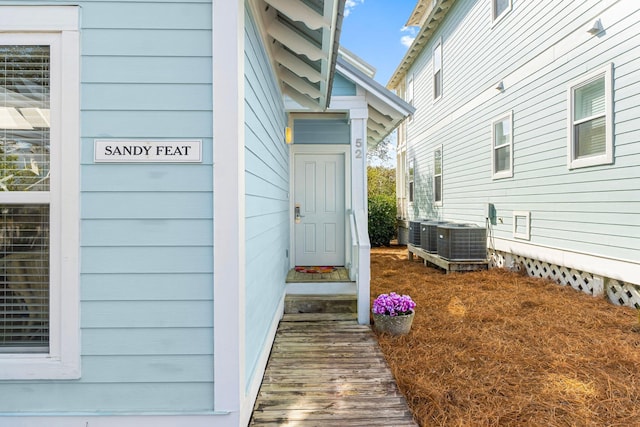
[{"xmin": 252, "ymin": 0, "xmax": 345, "ymax": 111}]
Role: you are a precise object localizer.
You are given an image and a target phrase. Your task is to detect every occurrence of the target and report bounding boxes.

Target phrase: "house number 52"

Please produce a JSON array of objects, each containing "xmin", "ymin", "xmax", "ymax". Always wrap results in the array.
[{"xmin": 355, "ymin": 138, "xmax": 363, "ymax": 159}]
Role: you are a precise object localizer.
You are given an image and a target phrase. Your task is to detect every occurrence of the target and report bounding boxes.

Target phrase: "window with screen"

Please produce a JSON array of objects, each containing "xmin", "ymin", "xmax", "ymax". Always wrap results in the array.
[
  {"xmin": 568, "ymin": 64, "xmax": 613, "ymax": 169},
  {"xmin": 492, "ymin": 111, "xmax": 513, "ymax": 179}
]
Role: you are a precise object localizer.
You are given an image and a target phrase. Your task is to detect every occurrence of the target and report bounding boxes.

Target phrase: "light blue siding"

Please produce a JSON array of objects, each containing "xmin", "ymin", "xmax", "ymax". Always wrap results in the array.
[
  {"xmin": 0, "ymin": 0, "xmax": 215, "ymax": 415},
  {"xmin": 404, "ymin": 0, "xmax": 640, "ymax": 265},
  {"xmin": 244, "ymin": 6, "xmax": 289, "ymax": 391},
  {"xmin": 0, "ymin": 384, "xmax": 215, "ymax": 413},
  {"xmin": 293, "ymin": 118, "xmax": 350, "ymax": 144},
  {"xmin": 332, "ymin": 72, "xmax": 357, "ymax": 96}
]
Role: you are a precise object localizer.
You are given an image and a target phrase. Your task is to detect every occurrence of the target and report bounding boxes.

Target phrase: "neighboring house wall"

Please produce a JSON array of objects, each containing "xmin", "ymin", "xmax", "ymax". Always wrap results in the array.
[
  {"xmin": 243, "ymin": 6, "xmax": 289, "ymax": 392},
  {"xmin": 399, "ymin": 0, "xmax": 639, "ymax": 300},
  {"xmin": 0, "ymin": 0, "xmax": 215, "ymax": 414}
]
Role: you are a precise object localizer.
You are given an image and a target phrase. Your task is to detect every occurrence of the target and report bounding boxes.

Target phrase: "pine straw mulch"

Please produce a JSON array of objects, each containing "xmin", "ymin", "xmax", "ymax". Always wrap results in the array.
[{"xmin": 370, "ymin": 245, "xmax": 640, "ymax": 427}]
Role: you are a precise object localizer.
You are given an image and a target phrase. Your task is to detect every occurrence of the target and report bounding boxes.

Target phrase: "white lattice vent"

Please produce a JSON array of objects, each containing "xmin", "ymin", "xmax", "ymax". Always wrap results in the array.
[
  {"xmin": 607, "ymin": 280, "xmax": 640, "ymax": 309},
  {"xmin": 488, "ymin": 252, "xmax": 505, "ymax": 268},
  {"xmin": 490, "ymin": 251, "xmax": 604, "ymax": 295},
  {"xmin": 490, "ymin": 250, "xmax": 640, "ymax": 308}
]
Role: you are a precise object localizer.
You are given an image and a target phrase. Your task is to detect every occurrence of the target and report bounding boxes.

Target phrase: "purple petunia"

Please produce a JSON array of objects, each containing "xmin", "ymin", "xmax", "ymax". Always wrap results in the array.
[{"xmin": 372, "ymin": 292, "xmax": 416, "ymax": 317}]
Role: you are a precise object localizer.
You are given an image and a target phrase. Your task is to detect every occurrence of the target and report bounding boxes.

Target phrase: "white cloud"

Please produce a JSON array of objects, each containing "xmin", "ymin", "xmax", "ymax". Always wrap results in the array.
[
  {"xmin": 401, "ymin": 35, "xmax": 415, "ymax": 47},
  {"xmin": 344, "ymin": 0, "xmax": 364, "ymax": 17},
  {"xmin": 400, "ymin": 26, "xmax": 418, "ymax": 48}
]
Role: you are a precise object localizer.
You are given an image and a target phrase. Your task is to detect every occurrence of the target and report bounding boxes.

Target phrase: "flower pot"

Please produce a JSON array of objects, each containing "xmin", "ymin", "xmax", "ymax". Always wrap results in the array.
[{"xmin": 373, "ymin": 311, "xmax": 415, "ymax": 335}]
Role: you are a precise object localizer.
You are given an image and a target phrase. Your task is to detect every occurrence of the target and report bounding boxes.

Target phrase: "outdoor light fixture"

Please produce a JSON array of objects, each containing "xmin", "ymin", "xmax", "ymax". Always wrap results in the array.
[
  {"xmin": 587, "ymin": 19, "xmax": 603, "ymax": 35},
  {"xmin": 285, "ymin": 126, "xmax": 293, "ymax": 144},
  {"xmin": 495, "ymin": 81, "xmax": 505, "ymax": 91}
]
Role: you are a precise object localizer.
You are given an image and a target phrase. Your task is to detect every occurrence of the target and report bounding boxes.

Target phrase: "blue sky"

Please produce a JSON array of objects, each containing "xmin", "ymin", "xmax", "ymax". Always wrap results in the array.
[{"xmin": 339, "ymin": 0, "xmax": 419, "ymax": 85}]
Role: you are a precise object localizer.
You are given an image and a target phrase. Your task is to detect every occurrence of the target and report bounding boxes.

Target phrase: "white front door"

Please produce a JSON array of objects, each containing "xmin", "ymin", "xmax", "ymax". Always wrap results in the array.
[{"xmin": 294, "ymin": 153, "xmax": 345, "ymax": 266}]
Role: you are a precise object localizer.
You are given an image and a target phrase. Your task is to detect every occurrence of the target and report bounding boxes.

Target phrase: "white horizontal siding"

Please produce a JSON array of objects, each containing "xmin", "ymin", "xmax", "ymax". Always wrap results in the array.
[{"xmin": 404, "ymin": 0, "xmax": 640, "ymax": 278}]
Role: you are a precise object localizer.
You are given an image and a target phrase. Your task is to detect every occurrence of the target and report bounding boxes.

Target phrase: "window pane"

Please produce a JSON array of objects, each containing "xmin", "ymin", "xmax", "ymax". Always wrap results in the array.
[
  {"xmin": 494, "ymin": 0, "xmax": 509, "ymax": 19},
  {"xmin": 434, "ymin": 175, "xmax": 442, "ymax": 202},
  {"xmin": 495, "ymin": 145, "xmax": 510, "ymax": 172},
  {"xmin": 494, "ymin": 118, "xmax": 510, "ymax": 147},
  {"xmin": 0, "ymin": 204, "xmax": 49, "ymax": 353},
  {"xmin": 0, "ymin": 46, "xmax": 50, "ymax": 192},
  {"xmin": 575, "ymin": 116, "xmax": 606, "ymax": 158},
  {"xmin": 434, "ymin": 70, "xmax": 442, "ymax": 99},
  {"xmin": 434, "ymin": 149, "xmax": 442, "ymax": 175},
  {"xmin": 574, "ymin": 77, "xmax": 604, "ymax": 121}
]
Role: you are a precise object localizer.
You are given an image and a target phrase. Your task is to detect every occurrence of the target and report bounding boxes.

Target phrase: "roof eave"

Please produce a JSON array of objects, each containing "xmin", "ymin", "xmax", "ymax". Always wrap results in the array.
[
  {"xmin": 251, "ymin": 0, "xmax": 346, "ymax": 112},
  {"xmin": 336, "ymin": 57, "xmax": 415, "ymax": 148},
  {"xmin": 387, "ymin": 0, "xmax": 456, "ymax": 90}
]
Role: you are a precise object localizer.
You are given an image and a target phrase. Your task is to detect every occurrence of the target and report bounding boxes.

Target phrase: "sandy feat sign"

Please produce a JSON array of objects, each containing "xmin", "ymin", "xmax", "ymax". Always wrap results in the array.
[{"xmin": 94, "ymin": 140, "xmax": 202, "ymax": 163}]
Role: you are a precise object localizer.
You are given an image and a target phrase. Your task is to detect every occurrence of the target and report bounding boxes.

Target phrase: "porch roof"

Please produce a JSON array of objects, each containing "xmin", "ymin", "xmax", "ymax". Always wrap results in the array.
[
  {"xmin": 335, "ymin": 55, "xmax": 416, "ymax": 149},
  {"xmin": 251, "ymin": 0, "xmax": 346, "ymax": 111}
]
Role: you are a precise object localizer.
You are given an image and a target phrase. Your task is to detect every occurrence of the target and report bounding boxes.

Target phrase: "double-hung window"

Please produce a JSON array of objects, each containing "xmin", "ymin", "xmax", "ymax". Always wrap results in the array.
[
  {"xmin": 492, "ymin": 111, "xmax": 513, "ymax": 179},
  {"xmin": 0, "ymin": 6, "xmax": 79, "ymax": 380},
  {"xmin": 568, "ymin": 64, "xmax": 613, "ymax": 169},
  {"xmin": 434, "ymin": 147, "xmax": 442, "ymax": 205},
  {"xmin": 433, "ymin": 40, "xmax": 442, "ymax": 101}
]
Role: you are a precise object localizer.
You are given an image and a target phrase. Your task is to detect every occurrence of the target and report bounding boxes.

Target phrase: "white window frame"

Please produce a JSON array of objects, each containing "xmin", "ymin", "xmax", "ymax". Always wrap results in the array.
[
  {"xmin": 513, "ymin": 211, "xmax": 531, "ymax": 240},
  {"xmin": 492, "ymin": 0, "xmax": 512, "ymax": 25},
  {"xmin": 433, "ymin": 40, "xmax": 442, "ymax": 102},
  {"xmin": 567, "ymin": 64, "xmax": 613, "ymax": 170},
  {"xmin": 491, "ymin": 111, "xmax": 513, "ymax": 179},
  {"xmin": 406, "ymin": 75, "xmax": 414, "ymax": 122},
  {"xmin": 434, "ymin": 146, "xmax": 443, "ymax": 206},
  {"xmin": 0, "ymin": 6, "xmax": 80, "ymax": 380}
]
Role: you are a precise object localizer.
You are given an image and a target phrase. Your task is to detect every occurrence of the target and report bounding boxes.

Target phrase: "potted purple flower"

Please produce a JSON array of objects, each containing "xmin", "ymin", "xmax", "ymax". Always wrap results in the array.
[{"xmin": 372, "ymin": 292, "xmax": 416, "ymax": 335}]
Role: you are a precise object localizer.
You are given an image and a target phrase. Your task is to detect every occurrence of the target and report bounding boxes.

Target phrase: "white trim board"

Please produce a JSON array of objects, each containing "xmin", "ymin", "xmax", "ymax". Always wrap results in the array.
[
  {"xmin": 0, "ymin": 414, "xmax": 234, "ymax": 427},
  {"xmin": 212, "ymin": 0, "xmax": 245, "ymax": 422}
]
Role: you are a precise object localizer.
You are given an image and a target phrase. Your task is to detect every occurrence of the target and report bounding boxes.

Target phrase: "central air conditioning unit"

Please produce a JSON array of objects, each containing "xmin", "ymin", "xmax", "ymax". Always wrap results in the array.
[
  {"xmin": 408, "ymin": 220, "xmax": 426, "ymax": 246},
  {"xmin": 437, "ymin": 224, "xmax": 487, "ymax": 261},
  {"xmin": 420, "ymin": 220, "xmax": 449, "ymax": 253}
]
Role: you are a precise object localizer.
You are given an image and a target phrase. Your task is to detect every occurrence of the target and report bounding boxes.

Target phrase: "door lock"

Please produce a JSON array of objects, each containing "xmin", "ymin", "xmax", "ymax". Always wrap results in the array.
[{"xmin": 295, "ymin": 203, "xmax": 303, "ymax": 223}]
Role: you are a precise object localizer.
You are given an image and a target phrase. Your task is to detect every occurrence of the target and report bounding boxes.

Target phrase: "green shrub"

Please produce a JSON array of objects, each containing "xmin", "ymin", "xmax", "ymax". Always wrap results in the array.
[{"xmin": 368, "ymin": 194, "xmax": 396, "ymax": 247}]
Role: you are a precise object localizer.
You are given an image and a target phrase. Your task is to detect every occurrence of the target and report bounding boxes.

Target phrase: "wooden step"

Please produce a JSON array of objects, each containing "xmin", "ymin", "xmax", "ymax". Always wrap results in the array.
[
  {"xmin": 284, "ymin": 294, "xmax": 357, "ymax": 315},
  {"xmin": 282, "ymin": 312, "xmax": 358, "ymax": 322}
]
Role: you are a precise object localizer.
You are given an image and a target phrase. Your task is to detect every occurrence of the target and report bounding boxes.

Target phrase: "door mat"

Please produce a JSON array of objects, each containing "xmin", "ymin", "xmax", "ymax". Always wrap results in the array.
[{"xmin": 294, "ymin": 266, "xmax": 336, "ymax": 274}]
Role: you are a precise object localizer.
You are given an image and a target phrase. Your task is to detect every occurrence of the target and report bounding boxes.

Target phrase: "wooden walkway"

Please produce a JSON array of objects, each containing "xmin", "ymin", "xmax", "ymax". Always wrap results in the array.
[{"xmin": 250, "ymin": 314, "xmax": 418, "ymax": 426}]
